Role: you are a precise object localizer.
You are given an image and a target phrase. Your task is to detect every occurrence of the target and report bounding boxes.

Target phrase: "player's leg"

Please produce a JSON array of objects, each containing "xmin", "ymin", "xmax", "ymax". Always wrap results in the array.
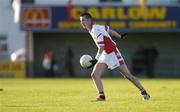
[
  {"xmin": 117, "ymin": 63, "xmax": 150, "ymax": 100},
  {"xmin": 91, "ymin": 63, "xmax": 107, "ymax": 101}
]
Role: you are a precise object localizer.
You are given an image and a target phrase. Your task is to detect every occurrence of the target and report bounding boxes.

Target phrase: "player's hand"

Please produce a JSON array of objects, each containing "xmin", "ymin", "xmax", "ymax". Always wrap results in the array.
[
  {"xmin": 120, "ymin": 33, "xmax": 127, "ymax": 39},
  {"xmin": 87, "ymin": 59, "xmax": 98, "ymax": 69}
]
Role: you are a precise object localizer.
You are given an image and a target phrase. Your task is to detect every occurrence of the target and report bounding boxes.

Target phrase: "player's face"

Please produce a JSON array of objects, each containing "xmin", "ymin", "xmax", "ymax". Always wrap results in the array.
[{"xmin": 80, "ymin": 16, "xmax": 91, "ymax": 29}]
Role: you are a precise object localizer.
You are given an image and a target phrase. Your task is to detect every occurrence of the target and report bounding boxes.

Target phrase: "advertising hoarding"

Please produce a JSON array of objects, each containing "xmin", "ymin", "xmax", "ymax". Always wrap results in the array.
[{"xmin": 21, "ymin": 5, "xmax": 180, "ymax": 32}]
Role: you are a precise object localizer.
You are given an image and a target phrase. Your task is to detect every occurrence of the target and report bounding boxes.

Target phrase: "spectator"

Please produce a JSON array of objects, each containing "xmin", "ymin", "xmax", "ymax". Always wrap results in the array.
[{"xmin": 42, "ymin": 51, "xmax": 58, "ymax": 77}]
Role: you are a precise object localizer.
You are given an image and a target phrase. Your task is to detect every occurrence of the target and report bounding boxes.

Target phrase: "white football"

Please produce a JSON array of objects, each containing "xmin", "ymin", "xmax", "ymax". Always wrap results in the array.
[{"xmin": 80, "ymin": 54, "xmax": 92, "ymax": 68}]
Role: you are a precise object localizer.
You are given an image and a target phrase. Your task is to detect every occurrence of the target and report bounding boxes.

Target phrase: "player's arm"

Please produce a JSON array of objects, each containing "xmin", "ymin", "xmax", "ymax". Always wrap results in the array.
[
  {"xmin": 109, "ymin": 29, "xmax": 127, "ymax": 39},
  {"xmin": 87, "ymin": 46, "xmax": 104, "ymax": 69}
]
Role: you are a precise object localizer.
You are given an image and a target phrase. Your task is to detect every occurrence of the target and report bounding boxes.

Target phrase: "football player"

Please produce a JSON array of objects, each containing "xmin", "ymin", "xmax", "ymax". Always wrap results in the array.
[{"xmin": 80, "ymin": 12, "xmax": 150, "ymax": 101}]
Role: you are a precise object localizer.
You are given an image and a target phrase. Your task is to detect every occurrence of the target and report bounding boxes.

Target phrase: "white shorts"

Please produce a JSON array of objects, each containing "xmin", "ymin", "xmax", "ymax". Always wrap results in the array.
[{"xmin": 98, "ymin": 48, "xmax": 125, "ymax": 70}]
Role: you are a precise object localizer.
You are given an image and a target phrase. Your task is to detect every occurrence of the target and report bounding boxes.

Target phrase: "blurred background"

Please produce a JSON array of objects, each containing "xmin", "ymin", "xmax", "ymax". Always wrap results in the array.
[{"xmin": 0, "ymin": 0, "xmax": 180, "ymax": 78}]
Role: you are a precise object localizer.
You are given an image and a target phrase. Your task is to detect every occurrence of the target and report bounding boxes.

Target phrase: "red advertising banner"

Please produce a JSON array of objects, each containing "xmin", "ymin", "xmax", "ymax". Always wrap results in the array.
[{"xmin": 22, "ymin": 7, "xmax": 51, "ymax": 29}]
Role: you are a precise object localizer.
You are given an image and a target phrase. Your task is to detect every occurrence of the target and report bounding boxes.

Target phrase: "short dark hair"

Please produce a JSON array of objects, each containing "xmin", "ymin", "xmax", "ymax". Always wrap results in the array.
[{"xmin": 80, "ymin": 12, "xmax": 92, "ymax": 19}]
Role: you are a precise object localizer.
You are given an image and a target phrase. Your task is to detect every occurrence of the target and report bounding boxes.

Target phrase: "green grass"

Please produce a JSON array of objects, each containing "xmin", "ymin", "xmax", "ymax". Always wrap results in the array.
[{"xmin": 0, "ymin": 78, "xmax": 180, "ymax": 112}]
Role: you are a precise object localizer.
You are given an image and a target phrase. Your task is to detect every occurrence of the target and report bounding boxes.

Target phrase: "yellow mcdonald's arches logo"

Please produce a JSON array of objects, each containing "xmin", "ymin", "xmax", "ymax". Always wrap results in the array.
[{"xmin": 23, "ymin": 7, "xmax": 50, "ymax": 29}]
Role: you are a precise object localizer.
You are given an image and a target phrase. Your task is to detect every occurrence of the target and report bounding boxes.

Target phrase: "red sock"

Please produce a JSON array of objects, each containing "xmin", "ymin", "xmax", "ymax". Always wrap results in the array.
[
  {"xmin": 141, "ymin": 89, "xmax": 147, "ymax": 95},
  {"xmin": 99, "ymin": 92, "xmax": 105, "ymax": 99}
]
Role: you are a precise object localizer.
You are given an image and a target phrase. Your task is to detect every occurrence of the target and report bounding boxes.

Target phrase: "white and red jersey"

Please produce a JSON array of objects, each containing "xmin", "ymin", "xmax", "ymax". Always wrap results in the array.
[
  {"xmin": 89, "ymin": 24, "xmax": 125, "ymax": 69},
  {"xmin": 89, "ymin": 24, "xmax": 116, "ymax": 54}
]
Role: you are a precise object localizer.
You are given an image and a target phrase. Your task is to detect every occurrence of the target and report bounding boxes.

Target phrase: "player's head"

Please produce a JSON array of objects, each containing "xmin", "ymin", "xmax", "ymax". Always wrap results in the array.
[{"xmin": 80, "ymin": 12, "xmax": 93, "ymax": 30}]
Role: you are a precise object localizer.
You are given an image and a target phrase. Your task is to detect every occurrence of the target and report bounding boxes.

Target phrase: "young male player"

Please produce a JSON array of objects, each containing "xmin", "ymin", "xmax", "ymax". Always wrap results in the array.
[{"xmin": 80, "ymin": 12, "xmax": 150, "ymax": 101}]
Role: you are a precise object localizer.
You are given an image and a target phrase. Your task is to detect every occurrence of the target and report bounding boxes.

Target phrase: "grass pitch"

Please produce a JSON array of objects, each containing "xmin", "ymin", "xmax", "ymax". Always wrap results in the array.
[{"xmin": 0, "ymin": 78, "xmax": 180, "ymax": 112}]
